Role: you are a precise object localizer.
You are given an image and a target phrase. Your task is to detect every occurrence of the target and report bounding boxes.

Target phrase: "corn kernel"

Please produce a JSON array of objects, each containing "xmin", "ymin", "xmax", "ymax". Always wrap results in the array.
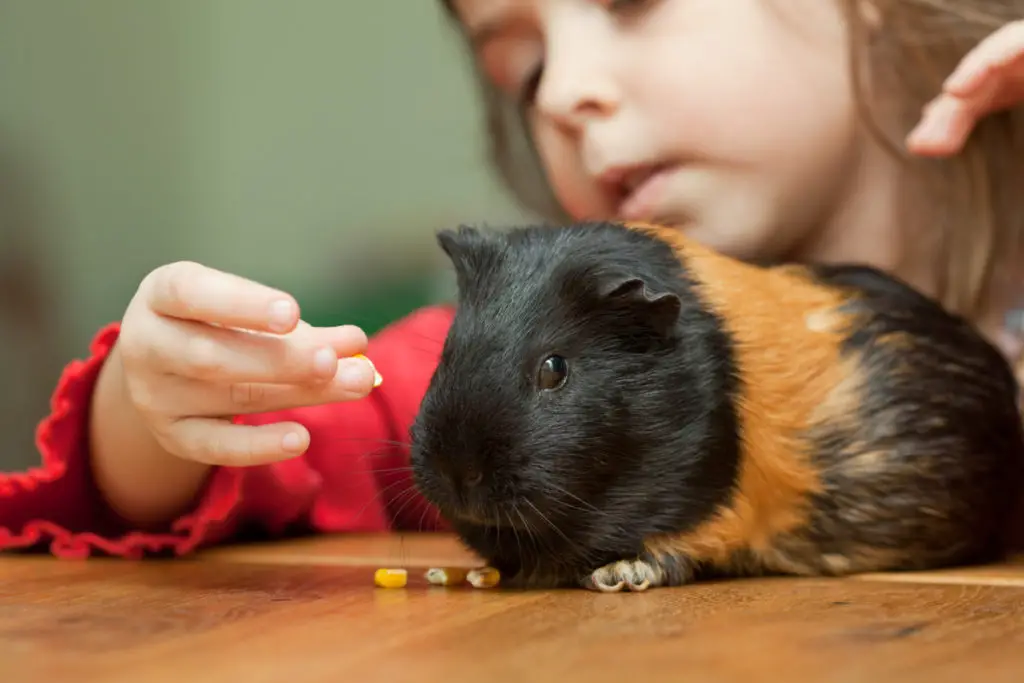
[
  {"xmin": 467, "ymin": 566, "xmax": 501, "ymax": 589},
  {"xmin": 374, "ymin": 568, "xmax": 407, "ymax": 588},
  {"xmin": 425, "ymin": 567, "xmax": 469, "ymax": 586},
  {"xmin": 353, "ymin": 354, "xmax": 383, "ymax": 388}
]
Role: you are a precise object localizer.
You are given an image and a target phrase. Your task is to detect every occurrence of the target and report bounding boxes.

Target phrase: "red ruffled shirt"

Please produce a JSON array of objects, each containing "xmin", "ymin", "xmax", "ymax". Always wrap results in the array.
[{"xmin": 0, "ymin": 305, "xmax": 455, "ymax": 559}]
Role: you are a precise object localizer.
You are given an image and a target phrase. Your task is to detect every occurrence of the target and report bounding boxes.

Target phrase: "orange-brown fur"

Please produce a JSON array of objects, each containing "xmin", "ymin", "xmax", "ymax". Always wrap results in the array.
[{"xmin": 627, "ymin": 223, "xmax": 864, "ymax": 573}]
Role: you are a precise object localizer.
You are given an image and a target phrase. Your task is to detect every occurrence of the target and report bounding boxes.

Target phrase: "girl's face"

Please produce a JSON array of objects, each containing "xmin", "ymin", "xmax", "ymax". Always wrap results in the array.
[{"xmin": 451, "ymin": 0, "xmax": 901, "ymax": 266}]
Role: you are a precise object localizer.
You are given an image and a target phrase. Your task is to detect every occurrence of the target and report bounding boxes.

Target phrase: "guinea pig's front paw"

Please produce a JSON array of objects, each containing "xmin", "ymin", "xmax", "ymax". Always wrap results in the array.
[{"xmin": 581, "ymin": 559, "xmax": 663, "ymax": 593}]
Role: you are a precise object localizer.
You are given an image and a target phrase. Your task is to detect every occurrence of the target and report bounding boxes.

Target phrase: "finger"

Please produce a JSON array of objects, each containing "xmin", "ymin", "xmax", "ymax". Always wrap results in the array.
[
  {"xmin": 220, "ymin": 355, "xmax": 381, "ymax": 414},
  {"xmin": 905, "ymin": 94, "xmax": 977, "ymax": 156},
  {"xmin": 141, "ymin": 315, "xmax": 347, "ymax": 385},
  {"xmin": 305, "ymin": 323, "xmax": 370, "ymax": 360},
  {"xmin": 143, "ymin": 261, "xmax": 301, "ymax": 334},
  {"xmin": 944, "ymin": 21, "xmax": 1024, "ymax": 96},
  {"xmin": 137, "ymin": 355, "xmax": 381, "ymax": 418},
  {"xmin": 160, "ymin": 417, "xmax": 313, "ymax": 467}
]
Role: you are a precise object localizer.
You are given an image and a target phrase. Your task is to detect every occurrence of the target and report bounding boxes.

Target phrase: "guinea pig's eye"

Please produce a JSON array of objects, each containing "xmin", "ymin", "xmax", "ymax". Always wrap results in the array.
[{"xmin": 538, "ymin": 355, "xmax": 569, "ymax": 391}]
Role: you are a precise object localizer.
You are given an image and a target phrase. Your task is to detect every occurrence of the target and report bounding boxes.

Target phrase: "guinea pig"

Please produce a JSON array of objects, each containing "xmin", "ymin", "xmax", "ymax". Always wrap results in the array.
[{"xmin": 408, "ymin": 220, "xmax": 1024, "ymax": 592}]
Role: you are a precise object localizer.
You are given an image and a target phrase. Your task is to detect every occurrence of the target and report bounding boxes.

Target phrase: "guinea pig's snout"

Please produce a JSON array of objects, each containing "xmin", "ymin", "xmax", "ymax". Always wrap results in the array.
[
  {"xmin": 442, "ymin": 464, "xmax": 496, "ymax": 522},
  {"xmin": 449, "ymin": 466, "xmax": 483, "ymax": 504}
]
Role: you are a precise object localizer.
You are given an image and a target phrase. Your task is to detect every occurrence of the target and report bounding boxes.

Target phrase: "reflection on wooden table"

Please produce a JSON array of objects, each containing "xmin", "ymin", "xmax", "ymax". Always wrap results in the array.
[{"xmin": 2, "ymin": 533, "xmax": 1023, "ymax": 683}]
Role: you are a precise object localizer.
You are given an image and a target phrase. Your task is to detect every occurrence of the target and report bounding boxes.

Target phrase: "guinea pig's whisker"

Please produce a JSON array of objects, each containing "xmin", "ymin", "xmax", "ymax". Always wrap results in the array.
[
  {"xmin": 316, "ymin": 436, "xmax": 419, "ymax": 475},
  {"xmin": 349, "ymin": 477, "xmax": 412, "ymax": 523},
  {"xmin": 523, "ymin": 498, "xmax": 579, "ymax": 553},
  {"xmin": 405, "ymin": 328, "xmax": 445, "ymax": 346},
  {"xmin": 321, "ymin": 436, "xmax": 412, "ymax": 449},
  {"xmin": 406, "ymin": 344, "xmax": 442, "ymax": 357},
  {"xmin": 389, "ymin": 484, "xmax": 426, "ymax": 525},
  {"xmin": 539, "ymin": 487, "xmax": 634, "ymax": 539},
  {"xmin": 541, "ymin": 485, "xmax": 600, "ymax": 516},
  {"xmin": 338, "ymin": 465, "xmax": 414, "ymax": 477},
  {"xmin": 416, "ymin": 499, "xmax": 433, "ymax": 533},
  {"xmin": 506, "ymin": 509, "xmax": 525, "ymax": 561},
  {"xmin": 548, "ymin": 484, "xmax": 602, "ymax": 515},
  {"xmin": 547, "ymin": 498, "xmax": 591, "ymax": 518},
  {"xmin": 513, "ymin": 503, "xmax": 537, "ymax": 550}
]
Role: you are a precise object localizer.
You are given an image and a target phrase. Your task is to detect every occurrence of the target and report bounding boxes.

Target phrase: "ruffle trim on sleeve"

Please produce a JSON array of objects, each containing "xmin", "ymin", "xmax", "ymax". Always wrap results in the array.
[{"xmin": 0, "ymin": 323, "xmax": 247, "ymax": 559}]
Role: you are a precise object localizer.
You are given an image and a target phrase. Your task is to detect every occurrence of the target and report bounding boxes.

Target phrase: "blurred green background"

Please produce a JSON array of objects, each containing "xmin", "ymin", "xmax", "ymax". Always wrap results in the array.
[{"xmin": 0, "ymin": 1, "xmax": 533, "ymax": 468}]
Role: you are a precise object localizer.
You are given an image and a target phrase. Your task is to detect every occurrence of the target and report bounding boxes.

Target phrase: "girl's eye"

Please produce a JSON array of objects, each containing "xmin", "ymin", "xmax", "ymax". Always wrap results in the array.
[
  {"xmin": 608, "ymin": 0, "xmax": 648, "ymax": 9},
  {"xmin": 538, "ymin": 355, "xmax": 570, "ymax": 391},
  {"xmin": 607, "ymin": 0, "xmax": 656, "ymax": 18},
  {"xmin": 518, "ymin": 65, "xmax": 542, "ymax": 106}
]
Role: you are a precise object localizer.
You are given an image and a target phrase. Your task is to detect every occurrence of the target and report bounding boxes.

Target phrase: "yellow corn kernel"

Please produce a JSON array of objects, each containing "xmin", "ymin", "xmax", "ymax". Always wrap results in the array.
[
  {"xmin": 467, "ymin": 566, "xmax": 501, "ymax": 589},
  {"xmin": 425, "ymin": 567, "xmax": 469, "ymax": 586},
  {"xmin": 374, "ymin": 568, "xmax": 407, "ymax": 589},
  {"xmin": 353, "ymin": 354, "xmax": 383, "ymax": 388}
]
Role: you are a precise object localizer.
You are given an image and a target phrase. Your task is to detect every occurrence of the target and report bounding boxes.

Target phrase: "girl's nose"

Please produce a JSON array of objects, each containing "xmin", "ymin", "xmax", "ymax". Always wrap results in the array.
[{"xmin": 534, "ymin": 10, "xmax": 621, "ymax": 129}]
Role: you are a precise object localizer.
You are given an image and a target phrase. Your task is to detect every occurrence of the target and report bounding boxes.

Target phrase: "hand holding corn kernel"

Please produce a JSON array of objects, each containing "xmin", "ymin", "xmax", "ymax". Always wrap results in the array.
[
  {"xmin": 109, "ymin": 259, "xmax": 385, "ymax": 471},
  {"xmin": 89, "ymin": 261, "xmax": 386, "ymax": 531}
]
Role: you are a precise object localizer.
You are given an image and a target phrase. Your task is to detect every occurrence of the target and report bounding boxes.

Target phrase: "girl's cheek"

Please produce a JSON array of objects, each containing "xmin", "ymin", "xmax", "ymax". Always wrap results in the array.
[
  {"xmin": 531, "ymin": 124, "xmax": 580, "ymax": 213},
  {"xmin": 535, "ymin": 131, "xmax": 606, "ymax": 219}
]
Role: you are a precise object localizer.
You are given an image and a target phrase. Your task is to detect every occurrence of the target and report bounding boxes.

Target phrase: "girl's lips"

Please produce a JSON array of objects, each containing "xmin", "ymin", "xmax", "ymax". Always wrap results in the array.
[{"xmin": 615, "ymin": 165, "xmax": 676, "ymax": 221}]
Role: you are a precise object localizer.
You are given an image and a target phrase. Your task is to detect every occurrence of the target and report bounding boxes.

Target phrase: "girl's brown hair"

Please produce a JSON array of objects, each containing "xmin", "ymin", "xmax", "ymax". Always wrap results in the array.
[{"xmin": 440, "ymin": 0, "xmax": 1024, "ymax": 324}]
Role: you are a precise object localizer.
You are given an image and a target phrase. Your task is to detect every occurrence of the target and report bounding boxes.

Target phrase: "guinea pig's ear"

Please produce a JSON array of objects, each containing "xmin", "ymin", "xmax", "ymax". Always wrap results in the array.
[
  {"xmin": 436, "ymin": 225, "xmax": 484, "ymax": 278},
  {"xmin": 602, "ymin": 277, "xmax": 681, "ymax": 338}
]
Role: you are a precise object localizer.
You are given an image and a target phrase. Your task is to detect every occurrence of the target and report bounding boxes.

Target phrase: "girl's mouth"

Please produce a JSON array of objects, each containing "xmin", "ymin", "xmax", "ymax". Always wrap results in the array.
[{"xmin": 613, "ymin": 164, "xmax": 677, "ymax": 221}]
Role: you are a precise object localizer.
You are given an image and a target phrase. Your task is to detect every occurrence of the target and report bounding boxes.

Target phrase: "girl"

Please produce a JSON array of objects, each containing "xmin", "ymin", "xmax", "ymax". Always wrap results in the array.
[{"xmin": 1, "ymin": 0, "xmax": 1023, "ymax": 560}]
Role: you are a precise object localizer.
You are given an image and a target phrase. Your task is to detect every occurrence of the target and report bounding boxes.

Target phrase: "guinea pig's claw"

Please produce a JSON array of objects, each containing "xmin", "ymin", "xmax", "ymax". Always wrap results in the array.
[
  {"xmin": 589, "ymin": 576, "xmax": 627, "ymax": 593},
  {"xmin": 583, "ymin": 560, "xmax": 658, "ymax": 593}
]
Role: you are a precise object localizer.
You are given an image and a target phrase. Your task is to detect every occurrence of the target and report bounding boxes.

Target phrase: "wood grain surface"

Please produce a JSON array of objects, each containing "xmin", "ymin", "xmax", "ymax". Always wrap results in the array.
[{"xmin": 2, "ymin": 533, "xmax": 1023, "ymax": 683}]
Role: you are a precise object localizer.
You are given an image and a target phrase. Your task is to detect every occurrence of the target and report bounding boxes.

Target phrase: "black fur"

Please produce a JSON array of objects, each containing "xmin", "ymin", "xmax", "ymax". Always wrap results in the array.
[{"xmin": 409, "ymin": 222, "xmax": 743, "ymax": 587}]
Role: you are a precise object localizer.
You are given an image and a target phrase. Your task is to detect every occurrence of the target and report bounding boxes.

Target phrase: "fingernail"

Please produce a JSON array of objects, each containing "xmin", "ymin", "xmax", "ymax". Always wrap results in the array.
[
  {"xmin": 907, "ymin": 102, "xmax": 953, "ymax": 149},
  {"xmin": 906, "ymin": 122, "xmax": 929, "ymax": 147},
  {"xmin": 269, "ymin": 299, "xmax": 296, "ymax": 332},
  {"xmin": 313, "ymin": 347, "xmax": 337, "ymax": 377},
  {"xmin": 337, "ymin": 356, "xmax": 380, "ymax": 391},
  {"xmin": 944, "ymin": 64, "xmax": 976, "ymax": 93},
  {"xmin": 354, "ymin": 354, "xmax": 384, "ymax": 388},
  {"xmin": 282, "ymin": 431, "xmax": 305, "ymax": 453}
]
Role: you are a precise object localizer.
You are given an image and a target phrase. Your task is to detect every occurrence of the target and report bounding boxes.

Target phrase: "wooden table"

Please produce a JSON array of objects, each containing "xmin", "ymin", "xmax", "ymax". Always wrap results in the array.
[{"xmin": 2, "ymin": 533, "xmax": 1023, "ymax": 682}]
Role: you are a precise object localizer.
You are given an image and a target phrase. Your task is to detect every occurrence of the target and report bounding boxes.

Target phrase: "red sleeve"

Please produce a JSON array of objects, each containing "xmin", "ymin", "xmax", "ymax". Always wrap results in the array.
[{"xmin": 0, "ymin": 305, "xmax": 454, "ymax": 560}]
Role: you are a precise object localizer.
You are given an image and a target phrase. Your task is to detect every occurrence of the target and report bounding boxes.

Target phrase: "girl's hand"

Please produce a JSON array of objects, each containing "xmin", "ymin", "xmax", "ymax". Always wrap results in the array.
[
  {"xmin": 116, "ymin": 260, "xmax": 381, "ymax": 467},
  {"xmin": 906, "ymin": 20, "xmax": 1024, "ymax": 157}
]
